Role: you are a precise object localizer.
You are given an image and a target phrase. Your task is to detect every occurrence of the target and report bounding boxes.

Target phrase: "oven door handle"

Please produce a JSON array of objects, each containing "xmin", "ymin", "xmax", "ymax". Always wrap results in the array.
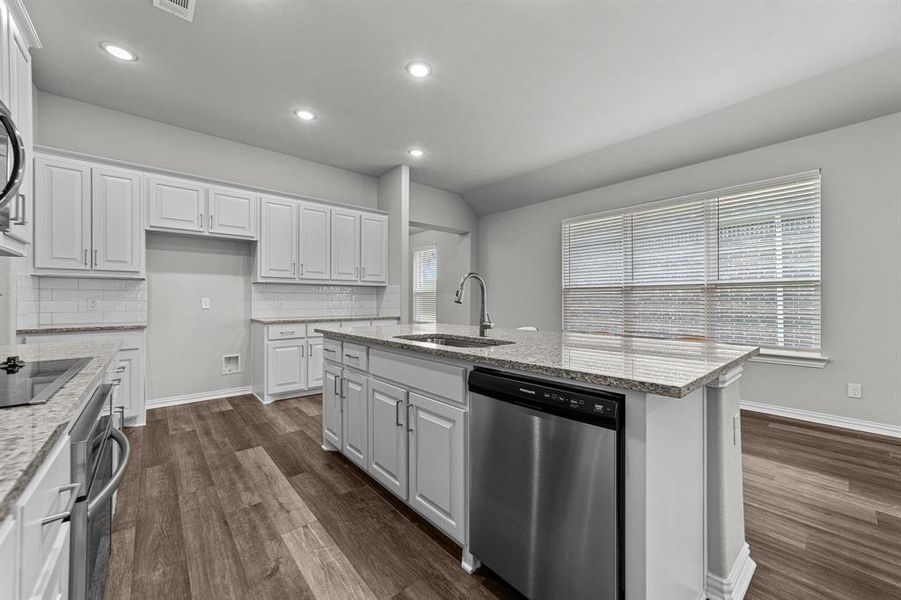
[{"xmin": 87, "ymin": 428, "xmax": 130, "ymax": 518}]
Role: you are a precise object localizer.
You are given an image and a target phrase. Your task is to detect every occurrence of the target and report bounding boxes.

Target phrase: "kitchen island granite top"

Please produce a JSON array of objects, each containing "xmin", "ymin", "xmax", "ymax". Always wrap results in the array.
[
  {"xmin": 315, "ymin": 323, "xmax": 758, "ymax": 398},
  {"xmin": 0, "ymin": 339, "xmax": 122, "ymax": 521}
]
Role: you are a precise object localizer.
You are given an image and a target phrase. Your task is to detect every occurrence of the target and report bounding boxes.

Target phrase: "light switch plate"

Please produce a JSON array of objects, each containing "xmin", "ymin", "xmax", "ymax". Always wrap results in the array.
[{"xmin": 201, "ymin": 297, "xmax": 211, "ymax": 310}]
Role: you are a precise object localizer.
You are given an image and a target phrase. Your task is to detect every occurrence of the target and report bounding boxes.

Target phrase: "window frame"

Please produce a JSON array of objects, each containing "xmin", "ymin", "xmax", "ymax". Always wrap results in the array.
[{"xmin": 411, "ymin": 244, "xmax": 438, "ymax": 325}]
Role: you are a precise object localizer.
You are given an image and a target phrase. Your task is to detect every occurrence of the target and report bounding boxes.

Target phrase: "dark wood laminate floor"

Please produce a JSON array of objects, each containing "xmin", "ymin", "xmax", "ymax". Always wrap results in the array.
[
  {"xmin": 105, "ymin": 394, "xmax": 523, "ymax": 600},
  {"xmin": 105, "ymin": 395, "xmax": 901, "ymax": 600},
  {"xmin": 742, "ymin": 411, "xmax": 901, "ymax": 600}
]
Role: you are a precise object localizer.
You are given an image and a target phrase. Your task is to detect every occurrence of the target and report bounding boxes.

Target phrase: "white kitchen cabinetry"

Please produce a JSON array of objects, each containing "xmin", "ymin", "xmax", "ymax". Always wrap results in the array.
[
  {"xmin": 341, "ymin": 369, "xmax": 368, "ymax": 469},
  {"xmin": 259, "ymin": 195, "xmax": 297, "ymax": 279},
  {"xmin": 146, "ymin": 174, "xmax": 205, "ymax": 233},
  {"xmin": 298, "ymin": 202, "xmax": 331, "ymax": 280},
  {"xmin": 3, "ymin": 9, "xmax": 33, "ymax": 248},
  {"xmin": 267, "ymin": 339, "xmax": 307, "ymax": 395},
  {"xmin": 307, "ymin": 338, "xmax": 323, "ymax": 388},
  {"xmin": 33, "ymin": 156, "xmax": 145, "ymax": 277},
  {"xmin": 330, "ymin": 208, "xmax": 359, "ymax": 281},
  {"xmin": 368, "ymin": 379, "xmax": 408, "ymax": 499},
  {"xmin": 209, "ymin": 185, "xmax": 256, "ymax": 239},
  {"xmin": 323, "ymin": 361, "xmax": 343, "ymax": 449},
  {"xmin": 360, "ymin": 213, "xmax": 388, "ymax": 283},
  {"xmin": 0, "ymin": 514, "xmax": 19, "ymax": 600},
  {"xmin": 408, "ymin": 391, "xmax": 466, "ymax": 542}
]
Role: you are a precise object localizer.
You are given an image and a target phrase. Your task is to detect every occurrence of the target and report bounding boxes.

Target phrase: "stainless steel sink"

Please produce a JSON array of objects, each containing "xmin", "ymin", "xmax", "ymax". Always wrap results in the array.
[{"xmin": 394, "ymin": 334, "xmax": 514, "ymax": 348}]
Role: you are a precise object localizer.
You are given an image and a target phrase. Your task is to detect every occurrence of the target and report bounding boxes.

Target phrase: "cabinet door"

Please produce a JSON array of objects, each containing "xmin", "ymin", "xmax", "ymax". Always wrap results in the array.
[
  {"xmin": 341, "ymin": 369, "xmax": 368, "ymax": 469},
  {"xmin": 92, "ymin": 166, "xmax": 143, "ymax": 273},
  {"xmin": 33, "ymin": 157, "xmax": 92, "ymax": 271},
  {"xmin": 6, "ymin": 19, "xmax": 32, "ymax": 244},
  {"xmin": 267, "ymin": 340, "xmax": 306, "ymax": 395},
  {"xmin": 323, "ymin": 363, "xmax": 343, "ymax": 449},
  {"xmin": 306, "ymin": 339, "xmax": 323, "ymax": 389},
  {"xmin": 368, "ymin": 379, "xmax": 407, "ymax": 499},
  {"xmin": 259, "ymin": 195, "xmax": 297, "ymax": 279},
  {"xmin": 408, "ymin": 392, "xmax": 466, "ymax": 543},
  {"xmin": 0, "ymin": 515, "xmax": 19, "ymax": 600},
  {"xmin": 298, "ymin": 203, "xmax": 330, "ymax": 280},
  {"xmin": 146, "ymin": 175, "xmax": 205, "ymax": 233},
  {"xmin": 112, "ymin": 351, "xmax": 141, "ymax": 420},
  {"xmin": 360, "ymin": 213, "xmax": 388, "ymax": 283},
  {"xmin": 209, "ymin": 186, "xmax": 256, "ymax": 239},
  {"xmin": 330, "ymin": 208, "xmax": 359, "ymax": 281}
]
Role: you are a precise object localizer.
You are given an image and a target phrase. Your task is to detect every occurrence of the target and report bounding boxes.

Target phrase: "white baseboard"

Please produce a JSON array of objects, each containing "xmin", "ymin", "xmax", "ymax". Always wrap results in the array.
[
  {"xmin": 147, "ymin": 386, "xmax": 252, "ymax": 409},
  {"xmin": 742, "ymin": 400, "xmax": 901, "ymax": 439},
  {"xmin": 706, "ymin": 543, "xmax": 757, "ymax": 600}
]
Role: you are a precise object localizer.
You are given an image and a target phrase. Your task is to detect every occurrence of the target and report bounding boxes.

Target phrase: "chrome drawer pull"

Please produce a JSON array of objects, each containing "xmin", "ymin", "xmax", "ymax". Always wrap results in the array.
[
  {"xmin": 41, "ymin": 483, "xmax": 80, "ymax": 526},
  {"xmin": 88, "ymin": 428, "xmax": 130, "ymax": 518}
]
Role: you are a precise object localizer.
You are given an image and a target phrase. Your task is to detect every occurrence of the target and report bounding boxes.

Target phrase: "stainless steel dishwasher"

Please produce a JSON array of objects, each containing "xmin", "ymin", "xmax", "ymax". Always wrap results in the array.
[{"xmin": 469, "ymin": 368, "xmax": 624, "ymax": 600}]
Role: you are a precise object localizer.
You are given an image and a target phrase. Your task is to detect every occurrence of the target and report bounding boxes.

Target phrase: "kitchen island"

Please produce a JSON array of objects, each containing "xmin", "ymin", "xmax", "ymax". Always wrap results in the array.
[{"xmin": 317, "ymin": 323, "xmax": 759, "ymax": 600}]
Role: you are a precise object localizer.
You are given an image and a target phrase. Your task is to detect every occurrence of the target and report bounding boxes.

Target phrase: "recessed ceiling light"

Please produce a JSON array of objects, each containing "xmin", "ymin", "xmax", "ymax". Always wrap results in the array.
[
  {"xmin": 99, "ymin": 42, "xmax": 138, "ymax": 62},
  {"xmin": 405, "ymin": 61, "xmax": 432, "ymax": 78},
  {"xmin": 408, "ymin": 149, "xmax": 424, "ymax": 158},
  {"xmin": 294, "ymin": 109, "xmax": 316, "ymax": 121}
]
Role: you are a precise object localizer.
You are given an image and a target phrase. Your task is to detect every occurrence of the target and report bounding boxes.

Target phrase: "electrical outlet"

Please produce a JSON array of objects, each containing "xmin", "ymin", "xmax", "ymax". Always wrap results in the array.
[
  {"xmin": 847, "ymin": 383, "xmax": 862, "ymax": 399},
  {"xmin": 201, "ymin": 297, "xmax": 211, "ymax": 310},
  {"xmin": 87, "ymin": 298, "xmax": 99, "ymax": 312}
]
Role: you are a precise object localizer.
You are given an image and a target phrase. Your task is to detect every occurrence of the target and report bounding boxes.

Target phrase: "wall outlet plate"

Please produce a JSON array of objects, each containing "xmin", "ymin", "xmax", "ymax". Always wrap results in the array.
[
  {"xmin": 847, "ymin": 382, "xmax": 862, "ymax": 399},
  {"xmin": 87, "ymin": 298, "xmax": 99, "ymax": 311},
  {"xmin": 222, "ymin": 354, "xmax": 241, "ymax": 375},
  {"xmin": 201, "ymin": 297, "xmax": 211, "ymax": 310}
]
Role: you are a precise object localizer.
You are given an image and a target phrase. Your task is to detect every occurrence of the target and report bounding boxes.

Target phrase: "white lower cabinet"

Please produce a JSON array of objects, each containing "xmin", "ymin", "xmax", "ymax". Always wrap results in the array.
[
  {"xmin": 341, "ymin": 369, "xmax": 369, "ymax": 469},
  {"xmin": 0, "ymin": 515, "xmax": 19, "ymax": 600},
  {"xmin": 267, "ymin": 339, "xmax": 307, "ymax": 395},
  {"xmin": 307, "ymin": 339, "xmax": 323, "ymax": 389},
  {"xmin": 323, "ymin": 362, "xmax": 343, "ymax": 449},
  {"xmin": 408, "ymin": 392, "xmax": 466, "ymax": 542},
  {"xmin": 367, "ymin": 379, "xmax": 408, "ymax": 499}
]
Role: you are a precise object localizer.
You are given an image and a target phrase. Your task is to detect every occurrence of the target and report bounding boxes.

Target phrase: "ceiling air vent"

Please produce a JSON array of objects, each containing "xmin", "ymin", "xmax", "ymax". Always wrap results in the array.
[{"xmin": 153, "ymin": 0, "xmax": 195, "ymax": 22}]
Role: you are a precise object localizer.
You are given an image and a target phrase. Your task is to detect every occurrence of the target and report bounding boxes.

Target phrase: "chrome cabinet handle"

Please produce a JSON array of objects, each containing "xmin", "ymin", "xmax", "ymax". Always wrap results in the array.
[
  {"xmin": 344, "ymin": 353, "xmax": 357, "ymax": 361},
  {"xmin": 361, "ymin": 266, "xmax": 366, "ymax": 279},
  {"xmin": 15, "ymin": 194, "xmax": 26, "ymax": 225},
  {"xmin": 83, "ymin": 249, "xmax": 88, "ymax": 266},
  {"xmin": 112, "ymin": 378, "xmax": 122, "ymax": 386},
  {"xmin": 209, "ymin": 214, "xmax": 213, "ymax": 230},
  {"xmin": 292, "ymin": 262, "xmax": 296, "ymax": 275},
  {"xmin": 116, "ymin": 366, "xmax": 126, "ymax": 373},
  {"xmin": 340, "ymin": 377, "xmax": 346, "ymax": 398},
  {"xmin": 407, "ymin": 403, "xmax": 414, "ymax": 432},
  {"xmin": 333, "ymin": 375, "xmax": 339, "ymax": 395},
  {"xmin": 395, "ymin": 399, "xmax": 402, "ymax": 427},
  {"xmin": 300, "ymin": 263, "xmax": 304, "ymax": 276},
  {"xmin": 198, "ymin": 213, "xmax": 203, "ymax": 227},
  {"xmin": 93, "ymin": 249, "xmax": 98, "ymax": 267},
  {"xmin": 41, "ymin": 483, "xmax": 80, "ymax": 526},
  {"xmin": 300, "ymin": 344, "xmax": 305, "ymax": 358},
  {"xmin": 88, "ymin": 428, "xmax": 130, "ymax": 518}
]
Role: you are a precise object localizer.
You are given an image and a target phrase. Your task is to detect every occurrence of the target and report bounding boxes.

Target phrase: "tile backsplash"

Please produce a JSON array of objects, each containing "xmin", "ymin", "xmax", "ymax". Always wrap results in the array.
[
  {"xmin": 17, "ymin": 275, "xmax": 148, "ymax": 327},
  {"xmin": 252, "ymin": 283, "xmax": 401, "ymax": 319}
]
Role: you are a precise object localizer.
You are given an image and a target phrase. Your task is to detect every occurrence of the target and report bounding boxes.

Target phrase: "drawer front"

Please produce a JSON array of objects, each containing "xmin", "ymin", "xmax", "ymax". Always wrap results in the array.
[
  {"xmin": 323, "ymin": 338, "xmax": 342, "ymax": 363},
  {"xmin": 267, "ymin": 323, "xmax": 307, "ymax": 340},
  {"xmin": 370, "ymin": 349, "xmax": 466, "ymax": 405},
  {"xmin": 341, "ymin": 342, "xmax": 369, "ymax": 371},
  {"xmin": 19, "ymin": 434, "xmax": 74, "ymax": 598}
]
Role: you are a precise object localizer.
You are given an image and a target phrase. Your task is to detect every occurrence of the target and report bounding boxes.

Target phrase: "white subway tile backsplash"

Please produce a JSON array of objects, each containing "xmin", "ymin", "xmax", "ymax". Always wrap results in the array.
[
  {"xmin": 78, "ymin": 279, "xmax": 128, "ymax": 290},
  {"xmin": 251, "ymin": 283, "xmax": 397, "ymax": 320},
  {"xmin": 17, "ymin": 276, "xmax": 148, "ymax": 327}
]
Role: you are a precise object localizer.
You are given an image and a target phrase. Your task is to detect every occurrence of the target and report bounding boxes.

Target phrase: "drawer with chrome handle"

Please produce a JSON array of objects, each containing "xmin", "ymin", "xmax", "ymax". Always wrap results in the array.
[
  {"xmin": 341, "ymin": 342, "xmax": 369, "ymax": 371},
  {"xmin": 268, "ymin": 323, "xmax": 307, "ymax": 340},
  {"xmin": 323, "ymin": 338, "xmax": 342, "ymax": 362}
]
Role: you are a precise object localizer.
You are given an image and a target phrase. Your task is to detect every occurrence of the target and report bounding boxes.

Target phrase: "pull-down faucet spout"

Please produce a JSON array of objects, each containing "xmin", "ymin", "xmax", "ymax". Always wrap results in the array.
[{"xmin": 454, "ymin": 272, "xmax": 493, "ymax": 337}]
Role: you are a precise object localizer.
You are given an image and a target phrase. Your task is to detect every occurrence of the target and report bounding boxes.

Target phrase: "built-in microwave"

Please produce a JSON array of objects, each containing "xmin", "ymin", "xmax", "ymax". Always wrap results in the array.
[{"xmin": 0, "ymin": 97, "xmax": 26, "ymax": 233}]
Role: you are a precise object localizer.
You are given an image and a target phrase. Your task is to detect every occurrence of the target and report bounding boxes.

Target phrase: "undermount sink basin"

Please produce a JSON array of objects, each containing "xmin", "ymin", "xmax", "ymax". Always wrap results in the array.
[{"xmin": 394, "ymin": 334, "xmax": 514, "ymax": 348}]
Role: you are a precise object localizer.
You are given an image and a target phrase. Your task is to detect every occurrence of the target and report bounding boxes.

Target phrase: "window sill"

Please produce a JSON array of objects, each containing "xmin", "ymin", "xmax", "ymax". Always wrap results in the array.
[{"xmin": 749, "ymin": 350, "xmax": 829, "ymax": 368}]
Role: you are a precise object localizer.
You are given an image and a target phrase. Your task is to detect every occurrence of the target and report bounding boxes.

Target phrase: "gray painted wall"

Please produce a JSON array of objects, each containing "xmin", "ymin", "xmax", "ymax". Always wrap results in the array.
[
  {"xmin": 379, "ymin": 166, "xmax": 410, "ymax": 322},
  {"xmin": 479, "ymin": 112, "xmax": 901, "ymax": 427},
  {"xmin": 409, "ymin": 229, "xmax": 473, "ymax": 325},
  {"xmin": 146, "ymin": 233, "xmax": 252, "ymax": 401},
  {"xmin": 34, "ymin": 91, "xmax": 379, "ymax": 208}
]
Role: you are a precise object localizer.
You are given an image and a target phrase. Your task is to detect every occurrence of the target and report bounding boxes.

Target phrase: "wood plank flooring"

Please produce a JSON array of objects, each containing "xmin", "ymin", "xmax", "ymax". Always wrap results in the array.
[
  {"xmin": 105, "ymin": 395, "xmax": 901, "ymax": 600},
  {"xmin": 742, "ymin": 410, "xmax": 901, "ymax": 600}
]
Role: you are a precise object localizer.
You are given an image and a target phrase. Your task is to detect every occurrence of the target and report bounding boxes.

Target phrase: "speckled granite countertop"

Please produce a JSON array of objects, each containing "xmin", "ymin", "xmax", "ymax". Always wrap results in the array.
[
  {"xmin": 17, "ymin": 323, "xmax": 147, "ymax": 334},
  {"xmin": 0, "ymin": 339, "xmax": 122, "ymax": 521},
  {"xmin": 314, "ymin": 324, "xmax": 758, "ymax": 398},
  {"xmin": 251, "ymin": 315, "xmax": 400, "ymax": 325}
]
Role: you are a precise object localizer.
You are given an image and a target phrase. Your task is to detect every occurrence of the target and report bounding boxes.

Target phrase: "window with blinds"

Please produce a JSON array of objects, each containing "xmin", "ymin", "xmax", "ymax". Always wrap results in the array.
[
  {"xmin": 412, "ymin": 246, "xmax": 438, "ymax": 324},
  {"xmin": 562, "ymin": 171, "xmax": 821, "ymax": 351}
]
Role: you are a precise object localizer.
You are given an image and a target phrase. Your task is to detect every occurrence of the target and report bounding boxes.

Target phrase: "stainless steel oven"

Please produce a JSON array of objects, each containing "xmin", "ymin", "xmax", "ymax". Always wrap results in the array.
[
  {"xmin": 0, "ymin": 97, "xmax": 26, "ymax": 233},
  {"xmin": 68, "ymin": 384, "xmax": 131, "ymax": 600}
]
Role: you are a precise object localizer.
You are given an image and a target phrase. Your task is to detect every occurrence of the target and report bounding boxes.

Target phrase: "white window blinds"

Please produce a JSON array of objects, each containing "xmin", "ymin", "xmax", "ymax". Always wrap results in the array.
[
  {"xmin": 412, "ymin": 246, "xmax": 437, "ymax": 324},
  {"xmin": 562, "ymin": 171, "xmax": 821, "ymax": 351}
]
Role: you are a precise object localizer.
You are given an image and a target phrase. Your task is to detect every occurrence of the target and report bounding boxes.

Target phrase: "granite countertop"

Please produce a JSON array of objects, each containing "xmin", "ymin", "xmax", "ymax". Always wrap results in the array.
[
  {"xmin": 0, "ymin": 339, "xmax": 122, "ymax": 521},
  {"xmin": 17, "ymin": 323, "xmax": 147, "ymax": 334},
  {"xmin": 251, "ymin": 315, "xmax": 400, "ymax": 325},
  {"xmin": 314, "ymin": 323, "xmax": 759, "ymax": 398}
]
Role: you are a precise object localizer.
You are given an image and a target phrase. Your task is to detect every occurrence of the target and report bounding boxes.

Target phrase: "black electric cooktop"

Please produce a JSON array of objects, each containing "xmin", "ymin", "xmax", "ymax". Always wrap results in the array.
[{"xmin": 0, "ymin": 356, "xmax": 91, "ymax": 409}]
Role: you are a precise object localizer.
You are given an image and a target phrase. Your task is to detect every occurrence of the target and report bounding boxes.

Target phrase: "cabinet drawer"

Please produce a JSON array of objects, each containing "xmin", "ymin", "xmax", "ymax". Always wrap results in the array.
[
  {"xmin": 19, "ymin": 434, "xmax": 75, "ymax": 598},
  {"xmin": 341, "ymin": 342, "xmax": 368, "ymax": 371},
  {"xmin": 323, "ymin": 338, "xmax": 342, "ymax": 363},
  {"xmin": 370, "ymin": 349, "xmax": 466, "ymax": 405},
  {"xmin": 267, "ymin": 323, "xmax": 307, "ymax": 340}
]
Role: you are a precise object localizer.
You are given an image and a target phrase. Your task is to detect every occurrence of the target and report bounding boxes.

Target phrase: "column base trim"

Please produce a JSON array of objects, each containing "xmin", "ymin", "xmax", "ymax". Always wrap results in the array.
[{"xmin": 706, "ymin": 543, "xmax": 756, "ymax": 600}]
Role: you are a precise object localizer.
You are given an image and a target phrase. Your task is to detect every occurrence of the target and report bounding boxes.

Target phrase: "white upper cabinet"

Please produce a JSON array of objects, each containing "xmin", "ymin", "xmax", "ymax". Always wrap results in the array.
[
  {"xmin": 360, "ymin": 213, "xmax": 388, "ymax": 283},
  {"xmin": 259, "ymin": 195, "xmax": 297, "ymax": 279},
  {"xmin": 146, "ymin": 174, "xmax": 205, "ymax": 233},
  {"xmin": 331, "ymin": 208, "xmax": 360, "ymax": 281},
  {"xmin": 34, "ymin": 155, "xmax": 145, "ymax": 276},
  {"xmin": 209, "ymin": 185, "xmax": 256, "ymax": 239},
  {"xmin": 33, "ymin": 157, "xmax": 92, "ymax": 271},
  {"xmin": 298, "ymin": 202, "xmax": 330, "ymax": 280},
  {"xmin": 92, "ymin": 166, "xmax": 143, "ymax": 273},
  {"xmin": 5, "ymin": 14, "xmax": 32, "ymax": 245}
]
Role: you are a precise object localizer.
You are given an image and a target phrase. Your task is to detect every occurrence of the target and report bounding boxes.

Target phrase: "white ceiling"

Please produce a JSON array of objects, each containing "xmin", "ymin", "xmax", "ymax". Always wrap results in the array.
[{"xmin": 24, "ymin": 0, "xmax": 901, "ymax": 211}]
